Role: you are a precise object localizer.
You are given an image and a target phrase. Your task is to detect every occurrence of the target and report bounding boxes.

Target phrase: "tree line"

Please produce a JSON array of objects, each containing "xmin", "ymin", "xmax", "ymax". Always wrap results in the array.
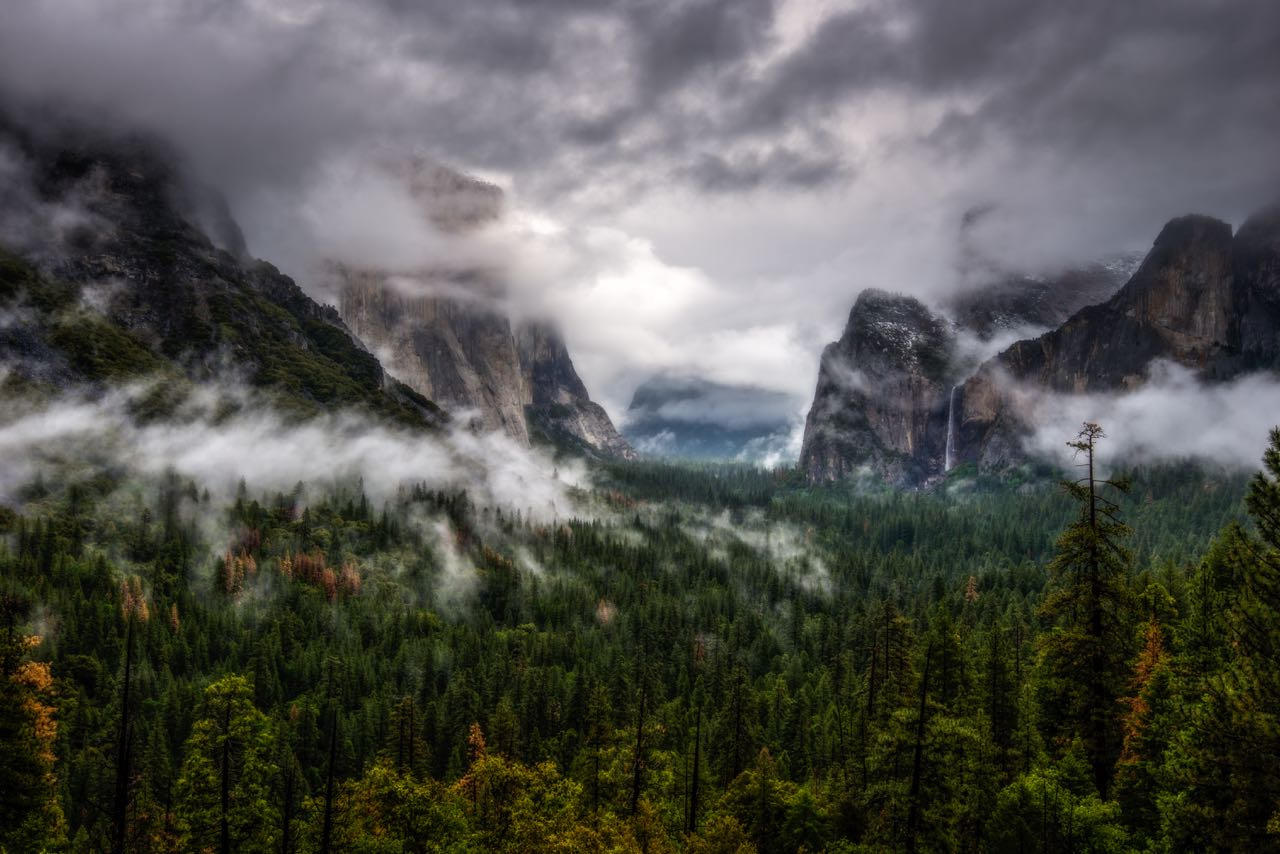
[{"xmin": 0, "ymin": 425, "xmax": 1277, "ymax": 851}]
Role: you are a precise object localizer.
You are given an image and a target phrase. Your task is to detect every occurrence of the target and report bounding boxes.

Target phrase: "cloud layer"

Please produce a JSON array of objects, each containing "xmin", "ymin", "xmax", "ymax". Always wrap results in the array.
[
  {"xmin": 0, "ymin": 383, "xmax": 587, "ymax": 521},
  {"xmin": 2, "ymin": 0, "xmax": 1278, "ymax": 435},
  {"xmin": 1025, "ymin": 362, "xmax": 1280, "ymax": 472}
]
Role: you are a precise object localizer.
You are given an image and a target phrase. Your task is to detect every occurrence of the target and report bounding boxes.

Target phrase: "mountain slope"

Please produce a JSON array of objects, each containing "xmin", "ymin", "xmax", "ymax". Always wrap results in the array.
[
  {"xmin": 0, "ymin": 116, "xmax": 442, "ymax": 426},
  {"xmin": 956, "ymin": 211, "xmax": 1280, "ymax": 470},
  {"xmin": 799, "ymin": 289, "xmax": 956, "ymax": 484}
]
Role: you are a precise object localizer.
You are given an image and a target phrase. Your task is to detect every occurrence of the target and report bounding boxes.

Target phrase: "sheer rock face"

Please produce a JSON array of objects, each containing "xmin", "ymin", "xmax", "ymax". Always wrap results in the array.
[
  {"xmin": 997, "ymin": 215, "xmax": 1234, "ymax": 391},
  {"xmin": 1233, "ymin": 204, "xmax": 1280, "ymax": 371},
  {"xmin": 801, "ymin": 209, "xmax": 1280, "ymax": 484},
  {"xmin": 799, "ymin": 289, "xmax": 956, "ymax": 485},
  {"xmin": 333, "ymin": 161, "xmax": 632, "ymax": 459},
  {"xmin": 516, "ymin": 322, "xmax": 636, "ymax": 460},
  {"xmin": 337, "ymin": 270, "xmax": 634, "ymax": 459},
  {"xmin": 953, "ymin": 212, "xmax": 1280, "ymax": 471},
  {"xmin": 339, "ymin": 271, "xmax": 531, "ymax": 442}
]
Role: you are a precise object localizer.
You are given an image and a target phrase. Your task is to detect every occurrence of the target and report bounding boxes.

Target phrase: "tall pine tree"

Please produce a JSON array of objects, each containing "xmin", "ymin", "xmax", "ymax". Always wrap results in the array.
[{"xmin": 1035, "ymin": 422, "xmax": 1133, "ymax": 798}]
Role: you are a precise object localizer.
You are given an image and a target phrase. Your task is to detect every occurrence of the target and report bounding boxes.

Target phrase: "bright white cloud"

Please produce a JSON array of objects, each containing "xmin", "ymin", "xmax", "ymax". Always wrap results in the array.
[
  {"xmin": 0, "ymin": 384, "xmax": 587, "ymax": 522},
  {"xmin": 1024, "ymin": 362, "xmax": 1280, "ymax": 472}
]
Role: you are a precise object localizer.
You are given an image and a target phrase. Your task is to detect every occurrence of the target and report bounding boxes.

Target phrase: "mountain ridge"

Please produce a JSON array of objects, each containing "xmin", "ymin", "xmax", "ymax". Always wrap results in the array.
[
  {"xmin": 801, "ymin": 207, "xmax": 1280, "ymax": 484},
  {"xmin": 0, "ymin": 116, "xmax": 444, "ymax": 427}
]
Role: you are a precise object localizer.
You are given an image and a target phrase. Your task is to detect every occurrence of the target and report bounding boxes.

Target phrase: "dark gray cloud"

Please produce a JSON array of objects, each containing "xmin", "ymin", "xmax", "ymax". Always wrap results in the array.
[
  {"xmin": 686, "ymin": 146, "xmax": 850, "ymax": 193},
  {"xmin": 7, "ymin": 0, "xmax": 1272, "ymax": 210},
  {"xmin": 633, "ymin": 0, "xmax": 776, "ymax": 96},
  {"xmin": 747, "ymin": 0, "xmax": 1280, "ymax": 185},
  {"xmin": 0, "ymin": 0, "xmax": 1277, "ymax": 432}
]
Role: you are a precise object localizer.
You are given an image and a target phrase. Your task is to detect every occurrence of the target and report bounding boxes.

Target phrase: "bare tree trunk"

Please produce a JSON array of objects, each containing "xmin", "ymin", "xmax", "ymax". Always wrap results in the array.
[
  {"xmin": 280, "ymin": 760, "xmax": 295, "ymax": 854},
  {"xmin": 111, "ymin": 618, "xmax": 134, "ymax": 854},
  {"xmin": 687, "ymin": 703, "xmax": 702, "ymax": 834},
  {"xmin": 906, "ymin": 642, "xmax": 934, "ymax": 853},
  {"xmin": 220, "ymin": 699, "xmax": 231, "ymax": 854},
  {"xmin": 320, "ymin": 705, "xmax": 338, "ymax": 853},
  {"xmin": 629, "ymin": 674, "xmax": 646, "ymax": 815}
]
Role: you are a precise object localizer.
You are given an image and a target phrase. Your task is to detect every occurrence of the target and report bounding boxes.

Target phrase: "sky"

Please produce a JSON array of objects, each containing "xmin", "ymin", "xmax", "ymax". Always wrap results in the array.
[{"xmin": 2, "ymin": 0, "xmax": 1279, "ymax": 423}]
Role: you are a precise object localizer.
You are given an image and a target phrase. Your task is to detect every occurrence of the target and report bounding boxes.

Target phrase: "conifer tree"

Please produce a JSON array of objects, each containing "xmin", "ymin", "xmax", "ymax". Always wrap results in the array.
[
  {"xmin": 1035, "ymin": 422, "xmax": 1133, "ymax": 797},
  {"xmin": 1169, "ymin": 428, "xmax": 1280, "ymax": 847},
  {"xmin": 175, "ymin": 675, "xmax": 279, "ymax": 853},
  {"xmin": 112, "ymin": 577, "xmax": 149, "ymax": 854}
]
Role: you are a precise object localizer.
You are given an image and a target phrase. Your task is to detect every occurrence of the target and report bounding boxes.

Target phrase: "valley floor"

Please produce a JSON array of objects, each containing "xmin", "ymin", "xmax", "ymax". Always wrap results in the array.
[{"xmin": 1, "ymin": 445, "xmax": 1277, "ymax": 852}]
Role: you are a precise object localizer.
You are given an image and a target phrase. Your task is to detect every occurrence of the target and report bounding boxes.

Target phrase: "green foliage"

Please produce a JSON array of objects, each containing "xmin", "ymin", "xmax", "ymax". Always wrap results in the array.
[
  {"xmin": 47, "ymin": 311, "xmax": 165, "ymax": 381},
  {"xmin": 987, "ymin": 768, "xmax": 1129, "ymax": 853},
  {"xmin": 1035, "ymin": 424, "xmax": 1134, "ymax": 798},
  {"xmin": 0, "ymin": 247, "xmax": 439, "ymax": 428},
  {"xmin": 0, "ymin": 249, "xmax": 77, "ymax": 313},
  {"xmin": 175, "ymin": 675, "xmax": 280, "ymax": 853},
  {"xmin": 1157, "ymin": 428, "xmax": 1280, "ymax": 850},
  {"xmin": 1, "ymin": 421, "xmax": 1277, "ymax": 852},
  {"xmin": 324, "ymin": 761, "xmax": 470, "ymax": 853}
]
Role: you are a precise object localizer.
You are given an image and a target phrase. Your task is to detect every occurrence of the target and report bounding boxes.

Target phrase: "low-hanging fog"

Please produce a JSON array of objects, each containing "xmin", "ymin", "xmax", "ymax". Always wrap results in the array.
[
  {"xmin": 1024, "ymin": 362, "xmax": 1280, "ymax": 473},
  {"xmin": 0, "ymin": 381, "xmax": 587, "ymax": 520}
]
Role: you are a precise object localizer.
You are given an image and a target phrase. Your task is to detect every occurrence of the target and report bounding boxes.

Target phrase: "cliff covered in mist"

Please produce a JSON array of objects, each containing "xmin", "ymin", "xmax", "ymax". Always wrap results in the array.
[
  {"xmin": 332, "ymin": 161, "xmax": 633, "ymax": 460},
  {"xmin": 0, "ymin": 114, "xmax": 442, "ymax": 427},
  {"xmin": 802, "ymin": 207, "xmax": 1280, "ymax": 484}
]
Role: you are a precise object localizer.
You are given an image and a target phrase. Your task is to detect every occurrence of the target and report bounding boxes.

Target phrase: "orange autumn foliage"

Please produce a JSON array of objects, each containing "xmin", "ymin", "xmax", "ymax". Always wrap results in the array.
[
  {"xmin": 14, "ymin": 660, "xmax": 57, "ymax": 767},
  {"xmin": 1119, "ymin": 619, "xmax": 1168, "ymax": 765}
]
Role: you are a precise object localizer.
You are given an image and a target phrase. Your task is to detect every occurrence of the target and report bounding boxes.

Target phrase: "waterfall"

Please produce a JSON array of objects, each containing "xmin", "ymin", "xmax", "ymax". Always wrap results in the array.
[{"xmin": 944, "ymin": 384, "xmax": 959, "ymax": 472}]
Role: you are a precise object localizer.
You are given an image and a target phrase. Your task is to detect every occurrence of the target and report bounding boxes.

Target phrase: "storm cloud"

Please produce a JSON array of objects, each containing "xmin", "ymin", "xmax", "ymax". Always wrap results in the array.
[{"xmin": 1, "ymin": 0, "xmax": 1277, "ymax": 434}]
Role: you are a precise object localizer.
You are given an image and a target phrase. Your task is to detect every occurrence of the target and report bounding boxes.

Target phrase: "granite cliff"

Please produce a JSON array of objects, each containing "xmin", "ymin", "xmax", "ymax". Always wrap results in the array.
[
  {"xmin": 955, "ymin": 211, "xmax": 1280, "ymax": 470},
  {"xmin": 801, "ymin": 208, "xmax": 1280, "ymax": 484},
  {"xmin": 799, "ymin": 289, "xmax": 956, "ymax": 485},
  {"xmin": 332, "ymin": 162, "xmax": 632, "ymax": 458}
]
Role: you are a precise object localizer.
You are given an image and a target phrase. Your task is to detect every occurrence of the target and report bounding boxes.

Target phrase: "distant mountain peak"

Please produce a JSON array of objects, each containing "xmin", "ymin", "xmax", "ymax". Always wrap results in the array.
[
  {"xmin": 623, "ymin": 373, "xmax": 798, "ymax": 462},
  {"xmin": 331, "ymin": 159, "xmax": 632, "ymax": 459},
  {"xmin": 800, "ymin": 205, "xmax": 1280, "ymax": 484}
]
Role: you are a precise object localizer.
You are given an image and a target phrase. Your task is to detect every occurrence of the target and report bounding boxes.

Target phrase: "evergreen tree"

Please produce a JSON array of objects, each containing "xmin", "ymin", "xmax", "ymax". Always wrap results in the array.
[
  {"xmin": 175, "ymin": 675, "xmax": 279, "ymax": 853},
  {"xmin": 1167, "ymin": 428, "xmax": 1280, "ymax": 848},
  {"xmin": 1035, "ymin": 422, "xmax": 1133, "ymax": 797}
]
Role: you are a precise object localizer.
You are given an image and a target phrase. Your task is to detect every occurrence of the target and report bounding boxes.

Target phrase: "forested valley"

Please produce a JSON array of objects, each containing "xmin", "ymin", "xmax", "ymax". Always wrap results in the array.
[{"xmin": 4, "ymin": 423, "xmax": 1280, "ymax": 852}]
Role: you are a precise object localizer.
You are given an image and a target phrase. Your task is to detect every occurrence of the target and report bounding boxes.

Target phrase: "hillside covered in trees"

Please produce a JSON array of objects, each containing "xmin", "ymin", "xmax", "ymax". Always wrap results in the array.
[{"xmin": 3, "ymin": 420, "xmax": 1280, "ymax": 852}]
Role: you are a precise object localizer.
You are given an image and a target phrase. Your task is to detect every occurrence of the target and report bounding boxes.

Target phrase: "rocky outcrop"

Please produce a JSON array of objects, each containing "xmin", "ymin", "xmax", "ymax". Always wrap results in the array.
[
  {"xmin": 332, "ymin": 157, "xmax": 631, "ymax": 458},
  {"xmin": 799, "ymin": 289, "xmax": 956, "ymax": 484},
  {"xmin": 335, "ymin": 269, "xmax": 634, "ymax": 459},
  {"xmin": 338, "ymin": 269, "xmax": 531, "ymax": 441},
  {"xmin": 952, "ymin": 211, "xmax": 1280, "ymax": 471},
  {"xmin": 1002, "ymin": 216, "xmax": 1234, "ymax": 390},
  {"xmin": 799, "ymin": 260, "xmax": 1136, "ymax": 485},
  {"xmin": 516, "ymin": 322, "xmax": 635, "ymax": 459},
  {"xmin": 323, "ymin": 156, "xmax": 630, "ymax": 458},
  {"xmin": 1232, "ymin": 204, "xmax": 1280, "ymax": 371}
]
